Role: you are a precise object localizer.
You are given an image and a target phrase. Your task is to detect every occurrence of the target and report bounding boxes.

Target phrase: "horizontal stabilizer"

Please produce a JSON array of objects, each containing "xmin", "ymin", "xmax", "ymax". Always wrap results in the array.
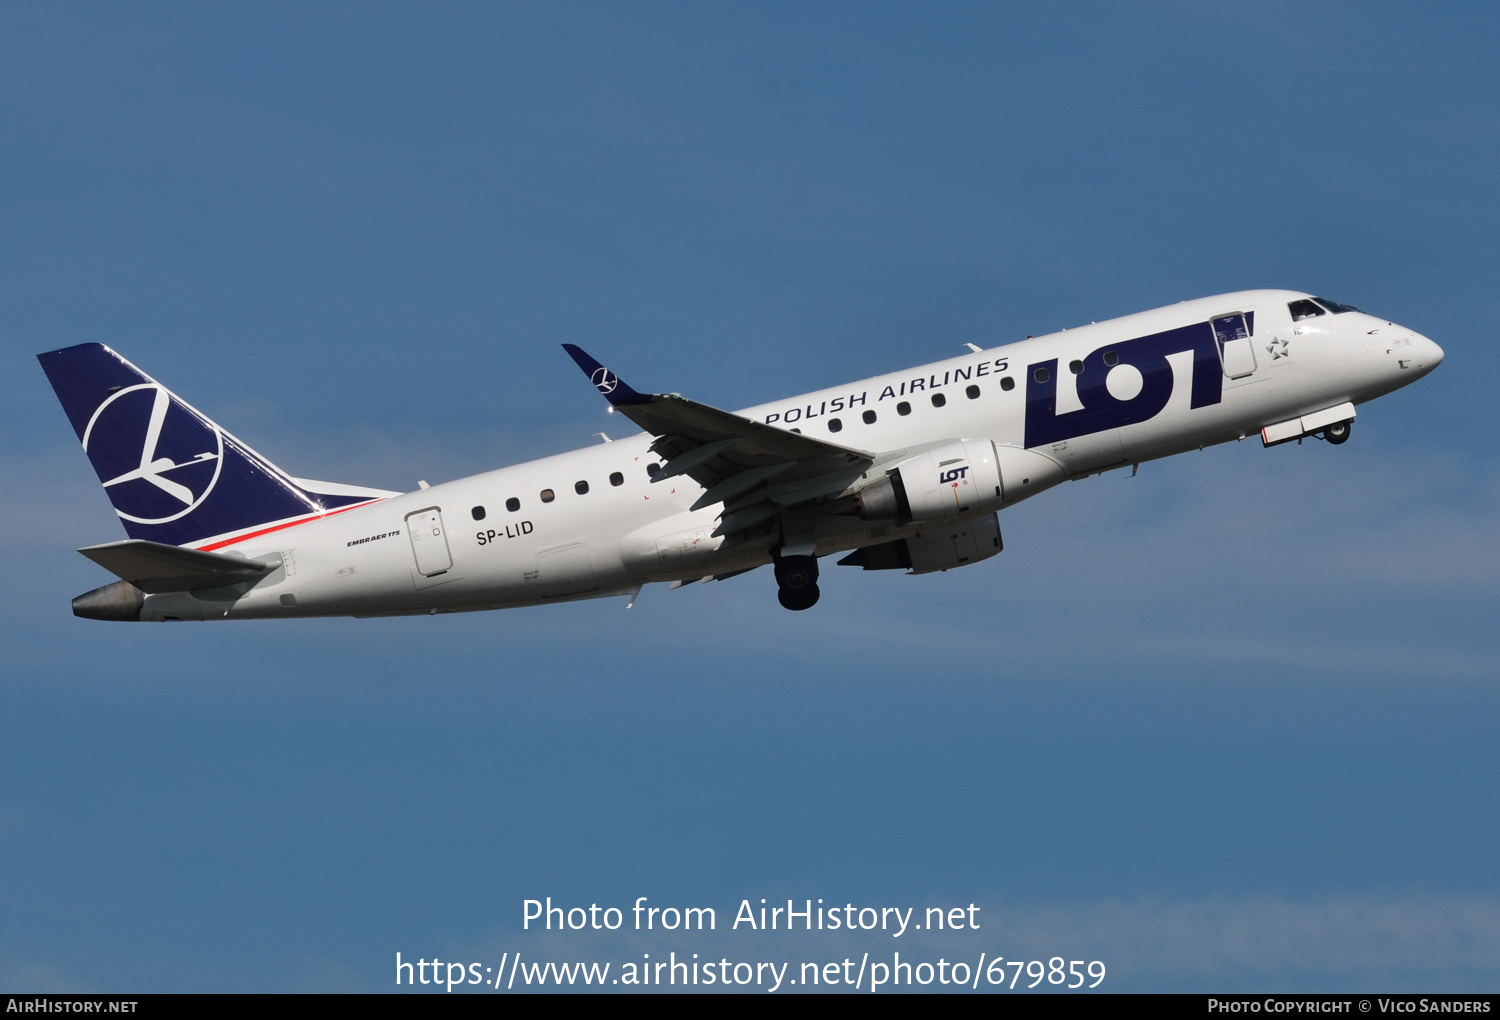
[
  {"xmin": 78, "ymin": 539, "xmax": 276, "ymax": 594},
  {"xmin": 289, "ymin": 477, "xmax": 402, "ymax": 500}
]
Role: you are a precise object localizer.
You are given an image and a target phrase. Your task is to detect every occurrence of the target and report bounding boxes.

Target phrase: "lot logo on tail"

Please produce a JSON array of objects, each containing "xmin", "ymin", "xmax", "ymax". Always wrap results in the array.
[
  {"xmin": 590, "ymin": 367, "xmax": 619, "ymax": 395},
  {"xmin": 82, "ymin": 384, "xmax": 224, "ymax": 524}
]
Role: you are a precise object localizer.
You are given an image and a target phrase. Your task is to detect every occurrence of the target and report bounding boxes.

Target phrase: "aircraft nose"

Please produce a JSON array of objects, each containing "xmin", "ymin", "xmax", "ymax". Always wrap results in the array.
[
  {"xmin": 1424, "ymin": 336, "xmax": 1445, "ymax": 369},
  {"xmin": 1410, "ymin": 332, "xmax": 1444, "ymax": 374}
]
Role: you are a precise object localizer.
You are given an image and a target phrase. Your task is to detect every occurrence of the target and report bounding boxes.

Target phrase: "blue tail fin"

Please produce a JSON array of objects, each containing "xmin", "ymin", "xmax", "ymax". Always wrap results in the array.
[{"xmin": 38, "ymin": 343, "xmax": 391, "ymax": 549}]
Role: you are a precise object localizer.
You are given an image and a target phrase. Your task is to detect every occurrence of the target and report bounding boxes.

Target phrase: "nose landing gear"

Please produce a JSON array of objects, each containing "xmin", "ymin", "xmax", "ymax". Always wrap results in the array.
[
  {"xmin": 774, "ymin": 553, "xmax": 820, "ymax": 611},
  {"xmin": 1323, "ymin": 420, "xmax": 1352, "ymax": 445}
]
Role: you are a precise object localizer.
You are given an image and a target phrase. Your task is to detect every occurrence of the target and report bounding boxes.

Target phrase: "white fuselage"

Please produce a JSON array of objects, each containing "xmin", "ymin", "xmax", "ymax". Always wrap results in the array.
[{"xmin": 142, "ymin": 290, "xmax": 1442, "ymax": 621}]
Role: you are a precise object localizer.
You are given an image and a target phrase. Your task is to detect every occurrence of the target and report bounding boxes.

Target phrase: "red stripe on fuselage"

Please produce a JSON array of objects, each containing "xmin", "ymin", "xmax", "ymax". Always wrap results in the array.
[{"xmin": 193, "ymin": 499, "xmax": 387, "ymax": 552}]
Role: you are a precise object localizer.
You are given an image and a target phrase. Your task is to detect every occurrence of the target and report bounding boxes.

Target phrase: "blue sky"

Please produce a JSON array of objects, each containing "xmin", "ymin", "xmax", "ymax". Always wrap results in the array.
[{"xmin": 2, "ymin": 2, "xmax": 1498, "ymax": 992}]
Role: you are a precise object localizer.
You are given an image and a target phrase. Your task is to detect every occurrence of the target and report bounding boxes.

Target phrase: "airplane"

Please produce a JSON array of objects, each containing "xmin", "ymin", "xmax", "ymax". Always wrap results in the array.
[{"xmin": 37, "ymin": 289, "xmax": 1442, "ymax": 621}]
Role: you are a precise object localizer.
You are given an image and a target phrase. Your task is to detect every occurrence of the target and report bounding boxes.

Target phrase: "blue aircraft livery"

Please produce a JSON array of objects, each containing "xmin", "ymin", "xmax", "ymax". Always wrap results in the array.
[
  {"xmin": 1022, "ymin": 316, "xmax": 1253, "ymax": 449},
  {"xmin": 38, "ymin": 344, "xmax": 381, "ymax": 548}
]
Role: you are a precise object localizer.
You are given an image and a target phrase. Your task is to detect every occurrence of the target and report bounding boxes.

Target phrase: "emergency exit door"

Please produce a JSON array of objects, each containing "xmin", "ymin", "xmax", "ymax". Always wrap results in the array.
[{"xmin": 406, "ymin": 507, "xmax": 453, "ymax": 576}]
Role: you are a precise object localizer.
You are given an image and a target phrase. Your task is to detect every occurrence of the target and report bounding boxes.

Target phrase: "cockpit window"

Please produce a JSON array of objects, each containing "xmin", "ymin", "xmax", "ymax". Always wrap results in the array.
[
  {"xmin": 1314, "ymin": 297, "xmax": 1360, "ymax": 314},
  {"xmin": 1288, "ymin": 299, "xmax": 1325, "ymax": 321}
]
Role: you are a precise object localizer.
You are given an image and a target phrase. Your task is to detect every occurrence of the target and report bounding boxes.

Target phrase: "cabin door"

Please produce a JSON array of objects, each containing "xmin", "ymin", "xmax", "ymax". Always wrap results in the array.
[
  {"xmin": 406, "ymin": 508, "xmax": 453, "ymax": 577},
  {"xmin": 1212, "ymin": 312, "xmax": 1258, "ymax": 380}
]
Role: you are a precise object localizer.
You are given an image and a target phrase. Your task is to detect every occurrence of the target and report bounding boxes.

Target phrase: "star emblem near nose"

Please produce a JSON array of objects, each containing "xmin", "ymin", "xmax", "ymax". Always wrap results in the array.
[{"xmin": 1266, "ymin": 337, "xmax": 1291, "ymax": 360}]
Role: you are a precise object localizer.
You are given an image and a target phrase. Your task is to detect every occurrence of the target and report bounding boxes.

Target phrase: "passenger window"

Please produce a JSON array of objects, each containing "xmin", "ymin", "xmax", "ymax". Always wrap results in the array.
[
  {"xmin": 930, "ymin": 392, "xmax": 946, "ymax": 407},
  {"xmin": 1000, "ymin": 376, "xmax": 1015, "ymax": 391},
  {"xmin": 862, "ymin": 409, "xmax": 876, "ymax": 424},
  {"xmin": 1069, "ymin": 360, "xmax": 1083, "ymax": 374},
  {"xmin": 471, "ymin": 506, "xmax": 486, "ymax": 521},
  {"xmin": 828, "ymin": 418, "xmax": 843, "ymax": 432},
  {"xmin": 540, "ymin": 489, "xmax": 555, "ymax": 503},
  {"xmin": 647, "ymin": 463, "xmax": 662, "ymax": 479},
  {"xmin": 1103, "ymin": 351, "xmax": 1118, "ymax": 367},
  {"xmin": 897, "ymin": 401, "xmax": 911, "ymax": 416},
  {"xmin": 506, "ymin": 497, "xmax": 520, "ymax": 512},
  {"xmin": 1034, "ymin": 367, "xmax": 1051, "ymax": 383},
  {"xmin": 965, "ymin": 384, "xmax": 980, "ymax": 399},
  {"xmin": 575, "ymin": 480, "xmax": 589, "ymax": 495},
  {"xmin": 609, "ymin": 471, "xmax": 624, "ymax": 486},
  {"xmin": 1288, "ymin": 299, "xmax": 1325, "ymax": 322}
]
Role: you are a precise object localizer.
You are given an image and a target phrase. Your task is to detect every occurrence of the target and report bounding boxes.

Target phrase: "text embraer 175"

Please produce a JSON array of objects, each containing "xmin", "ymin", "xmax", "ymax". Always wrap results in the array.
[{"xmin": 40, "ymin": 290, "xmax": 1442, "ymax": 621}]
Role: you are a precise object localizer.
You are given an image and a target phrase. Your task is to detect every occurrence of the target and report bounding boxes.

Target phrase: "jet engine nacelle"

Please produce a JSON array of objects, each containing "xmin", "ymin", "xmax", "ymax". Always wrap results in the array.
[
  {"xmin": 837, "ymin": 511, "xmax": 1003, "ymax": 574},
  {"xmin": 899, "ymin": 440, "xmax": 1003, "ymax": 521},
  {"xmin": 854, "ymin": 439, "xmax": 1003, "ymax": 523},
  {"xmin": 907, "ymin": 514, "xmax": 1003, "ymax": 574}
]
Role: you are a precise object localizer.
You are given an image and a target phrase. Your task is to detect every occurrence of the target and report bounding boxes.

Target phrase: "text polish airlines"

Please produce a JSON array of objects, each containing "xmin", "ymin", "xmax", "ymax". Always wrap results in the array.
[{"xmin": 39, "ymin": 290, "xmax": 1442, "ymax": 621}]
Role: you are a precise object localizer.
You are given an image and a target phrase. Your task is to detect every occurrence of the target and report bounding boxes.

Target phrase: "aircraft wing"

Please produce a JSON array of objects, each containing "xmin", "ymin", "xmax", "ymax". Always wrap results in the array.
[
  {"xmin": 78, "ymin": 539, "xmax": 277, "ymax": 594},
  {"xmin": 562, "ymin": 345, "xmax": 875, "ymax": 535}
]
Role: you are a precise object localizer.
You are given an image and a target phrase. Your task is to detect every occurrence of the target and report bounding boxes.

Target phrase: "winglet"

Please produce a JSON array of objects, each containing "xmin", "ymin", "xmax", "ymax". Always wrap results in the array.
[{"xmin": 561, "ymin": 344, "xmax": 653, "ymax": 406}]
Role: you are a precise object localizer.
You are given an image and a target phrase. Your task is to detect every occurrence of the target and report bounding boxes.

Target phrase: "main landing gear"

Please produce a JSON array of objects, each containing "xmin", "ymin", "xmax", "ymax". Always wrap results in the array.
[
  {"xmin": 1323, "ymin": 420, "xmax": 1352, "ymax": 445},
  {"xmin": 774, "ymin": 553, "xmax": 820, "ymax": 611}
]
